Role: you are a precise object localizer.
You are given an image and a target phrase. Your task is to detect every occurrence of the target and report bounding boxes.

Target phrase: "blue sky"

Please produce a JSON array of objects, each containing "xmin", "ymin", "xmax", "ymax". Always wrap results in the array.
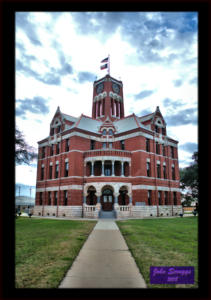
[{"xmin": 15, "ymin": 12, "xmax": 198, "ymax": 188}]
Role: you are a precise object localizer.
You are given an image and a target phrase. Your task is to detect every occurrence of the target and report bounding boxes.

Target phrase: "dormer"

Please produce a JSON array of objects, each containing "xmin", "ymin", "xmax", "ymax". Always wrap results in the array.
[
  {"xmin": 99, "ymin": 116, "xmax": 116, "ymax": 136},
  {"xmin": 139, "ymin": 106, "xmax": 167, "ymax": 135},
  {"xmin": 152, "ymin": 106, "xmax": 167, "ymax": 135},
  {"xmin": 50, "ymin": 106, "xmax": 64, "ymax": 136}
]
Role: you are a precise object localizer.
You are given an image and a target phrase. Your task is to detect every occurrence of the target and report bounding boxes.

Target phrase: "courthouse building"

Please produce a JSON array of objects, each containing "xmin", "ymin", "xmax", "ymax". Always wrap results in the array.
[{"xmin": 34, "ymin": 74, "xmax": 182, "ymax": 218}]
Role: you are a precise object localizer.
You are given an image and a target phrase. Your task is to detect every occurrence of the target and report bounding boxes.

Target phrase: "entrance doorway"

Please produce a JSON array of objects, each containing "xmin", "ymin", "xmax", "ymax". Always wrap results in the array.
[{"xmin": 101, "ymin": 188, "xmax": 114, "ymax": 211}]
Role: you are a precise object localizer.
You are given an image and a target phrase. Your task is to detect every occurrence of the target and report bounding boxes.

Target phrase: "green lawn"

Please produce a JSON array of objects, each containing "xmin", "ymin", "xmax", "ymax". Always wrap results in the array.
[
  {"xmin": 116, "ymin": 217, "xmax": 198, "ymax": 288},
  {"xmin": 15, "ymin": 217, "xmax": 97, "ymax": 288}
]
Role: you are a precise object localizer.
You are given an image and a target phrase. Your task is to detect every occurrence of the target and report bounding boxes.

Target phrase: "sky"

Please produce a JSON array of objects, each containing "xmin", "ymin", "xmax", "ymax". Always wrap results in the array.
[{"xmin": 15, "ymin": 11, "xmax": 198, "ymax": 193}]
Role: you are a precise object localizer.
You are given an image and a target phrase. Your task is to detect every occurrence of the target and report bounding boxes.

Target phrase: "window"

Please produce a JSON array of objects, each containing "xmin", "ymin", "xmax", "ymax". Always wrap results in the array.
[
  {"xmin": 147, "ymin": 162, "xmax": 151, "ymax": 177},
  {"xmin": 163, "ymin": 165, "xmax": 167, "ymax": 179},
  {"xmin": 49, "ymin": 165, "xmax": 52, "ymax": 179},
  {"xmin": 158, "ymin": 191, "xmax": 162, "ymax": 205},
  {"xmin": 164, "ymin": 191, "xmax": 168, "ymax": 205},
  {"xmin": 162, "ymin": 127, "xmax": 166, "ymax": 135},
  {"xmin": 105, "ymin": 167, "xmax": 111, "ymax": 176},
  {"xmin": 173, "ymin": 192, "xmax": 177, "ymax": 205},
  {"xmin": 148, "ymin": 190, "xmax": 152, "ymax": 205},
  {"xmin": 162, "ymin": 145, "xmax": 165, "ymax": 156},
  {"xmin": 64, "ymin": 191, "xmax": 68, "ymax": 206},
  {"xmin": 146, "ymin": 138, "xmax": 150, "ymax": 152},
  {"xmin": 41, "ymin": 166, "xmax": 44, "ymax": 180},
  {"xmin": 39, "ymin": 192, "xmax": 43, "ymax": 205},
  {"xmin": 51, "ymin": 144, "xmax": 54, "ymax": 156},
  {"xmin": 48, "ymin": 192, "xmax": 51, "ymax": 205},
  {"xmin": 55, "ymin": 164, "xmax": 59, "ymax": 178},
  {"xmin": 58, "ymin": 125, "xmax": 61, "ymax": 133},
  {"xmin": 50, "ymin": 128, "xmax": 54, "ymax": 136},
  {"xmin": 109, "ymin": 143, "xmax": 112, "ymax": 149},
  {"xmin": 156, "ymin": 142, "xmax": 160, "ymax": 154},
  {"xmin": 172, "ymin": 165, "xmax": 175, "ymax": 180},
  {"xmin": 102, "ymin": 142, "xmax": 106, "ymax": 149},
  {"xmin": 65, "ymin": 139, "xmax": 69, "ymax": 152},
  {"xmin": 120, "ymin": 140, "xmax": 125, "ymax": 150},
  {"xmin": 42, "ymin": 147, "xmax": 45, "ymax": 159},
  {"xmin": 102, "ymin": 129, "xmax": 106, "ymax": 135},
  {"xmin": 90, "ymin": 140, "xmax": 95, "ymax": 150},
  {"xmin": 171, "ymin": 146, "xmax": 174, "ymax": 158},
  {"xmin": 155, "ymin": 125, "xmax": 159, "ymax": 133},
  {"xmin": 65, "ymin": 162, "xmax": 69, "ymax": 177},
  {"xmin": 108, "ymin": 129, "xmax": 113, "ymax": 136},
  {"xmin": 56, "ymin": 143, "xmax": 60, "ymax": 155},
  {"xmin": 54, "ymin": 191, "xmax": 57, "ymax": 206},
  {"xmin": 157, "ymin": 163, "xmax": 161, "ymax": 178}
]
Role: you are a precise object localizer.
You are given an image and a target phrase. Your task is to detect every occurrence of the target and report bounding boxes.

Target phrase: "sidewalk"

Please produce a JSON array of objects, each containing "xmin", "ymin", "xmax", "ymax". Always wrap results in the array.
[{"xmin": 59, "ymin": 219, "xmax": 147, "ymax": 288}]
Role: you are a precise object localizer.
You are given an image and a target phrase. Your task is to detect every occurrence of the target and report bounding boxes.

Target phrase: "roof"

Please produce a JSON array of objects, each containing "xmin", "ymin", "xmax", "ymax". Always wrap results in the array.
[
  {"xmin": 75, "ymin": 115, "xmax": 102, "ymax": 134},
  {"xmin": 62, "ymin": 113, "xmax": 78, "ymax": 123},
  {"xmin": 139, "ymin": 113, "xmax": 154, "ymax": 123},
  {"xmin": 114, "ymin": 114, "xmax": 148, "ymax": 134}
]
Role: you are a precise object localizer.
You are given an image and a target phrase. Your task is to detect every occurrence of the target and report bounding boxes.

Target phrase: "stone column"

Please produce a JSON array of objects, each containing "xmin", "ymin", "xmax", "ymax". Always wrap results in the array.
[
  {"xmin": 91, "ymin": 161, "xmax": 94, "ymax": 176},
  {"xmin": 83, "ymin": 195, "xmax": 86, "ymax": 204},
  {"xmin": 114, "ymin": 193, "xmax": 119, "ymax": 218},
  {"xmin": 95, "ymin": 193, "xmax": 102, "ymax": 218},
  {"xmin": 101, "ymin": 161, "xmax": 104, "ymax": 176},
  {"xmin": 121, "ymin": 161, "xmax": 124, "ymax": 176},
  {"xmin": 112, "ymin": 161, "xmax": 115, "ymax": 176},
  {"xmin": 129, "ymin": 195, "xmax": 133, "ymax": 217}
]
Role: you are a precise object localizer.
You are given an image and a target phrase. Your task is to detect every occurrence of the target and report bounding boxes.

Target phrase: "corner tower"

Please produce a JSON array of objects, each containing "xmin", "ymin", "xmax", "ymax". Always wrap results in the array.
[{"xmin": 92, "ymin": 74, "xmax": 124, "ymax": 121}]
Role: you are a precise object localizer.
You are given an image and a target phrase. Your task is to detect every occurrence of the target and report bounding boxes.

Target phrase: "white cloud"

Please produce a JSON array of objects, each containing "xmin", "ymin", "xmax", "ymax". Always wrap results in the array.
[
  {"xmin": 16, "ymin": 164, "xmax": 37, "ymax": 186},
  {"xmin": 15, "ymin": 12, "xmax": 198, "ymax": 187}
]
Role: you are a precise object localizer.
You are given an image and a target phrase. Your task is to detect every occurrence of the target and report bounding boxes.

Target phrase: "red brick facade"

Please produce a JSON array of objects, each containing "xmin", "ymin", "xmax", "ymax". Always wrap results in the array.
[{"xmin": 34, "ymin": 74, "xmax": 181, "ymax": 218}]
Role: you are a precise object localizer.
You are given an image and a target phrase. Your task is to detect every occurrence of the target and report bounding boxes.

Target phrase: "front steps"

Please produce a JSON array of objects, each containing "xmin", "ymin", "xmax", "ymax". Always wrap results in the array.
[{"xmin": 99, "ymin": 210, "xmax": 116, "ymax": 219}]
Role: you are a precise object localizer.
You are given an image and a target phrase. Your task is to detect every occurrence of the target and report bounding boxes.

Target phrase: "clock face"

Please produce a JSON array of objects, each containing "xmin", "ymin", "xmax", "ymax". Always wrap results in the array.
[
  {"xmin": 112, "ymin": 83, "xmax": 120, "ymax": 94},
  {"xmin": 96, "ymin": 83, "xmax": 104, "ymax": 94}
]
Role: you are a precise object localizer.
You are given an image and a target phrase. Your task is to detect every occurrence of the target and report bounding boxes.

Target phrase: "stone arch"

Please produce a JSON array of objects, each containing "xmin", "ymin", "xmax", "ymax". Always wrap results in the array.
[
  {"xmin": 117, "ymin": 183, "xmax": 131, "ymax": 197},
  {"xmin": 84, "ymin": 184, "xmax": 96, "ymax": 196},
  {"xmin": 101, "ymin": 184, "xmax": 115, "ymax": 195},
  {"xmin": 118, "ymin": 185, "xmax": 129, "ymax": 205},
  {"xmin": 86, "ymin": 186, "xmax": 97, "ymax": 205}
]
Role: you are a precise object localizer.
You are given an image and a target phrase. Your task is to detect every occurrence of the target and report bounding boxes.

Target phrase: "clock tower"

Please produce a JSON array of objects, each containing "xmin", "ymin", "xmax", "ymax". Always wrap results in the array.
[{"xmin": 92, "ymin": 74, "xmax": 125, "ymax": 121}]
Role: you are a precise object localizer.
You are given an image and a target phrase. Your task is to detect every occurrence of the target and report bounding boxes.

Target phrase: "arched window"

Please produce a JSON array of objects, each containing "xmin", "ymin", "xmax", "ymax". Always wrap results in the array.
[{"xmin": 108, "ymin": 129, "xmax": 113, "ymax": 136}]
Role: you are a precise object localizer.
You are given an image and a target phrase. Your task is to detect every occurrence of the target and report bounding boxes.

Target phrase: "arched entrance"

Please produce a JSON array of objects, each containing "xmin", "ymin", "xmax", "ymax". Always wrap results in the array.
[
  {"xmin": 101, "ymin": 187, "xmax": 114, "ymax": 211},
  {"xmin": 87, "ymin": 186, "xmax": 97, "ymax": 205},
  {"xmin": 118, "ymin": 186, "xmax": 129, "ymax": 205}
]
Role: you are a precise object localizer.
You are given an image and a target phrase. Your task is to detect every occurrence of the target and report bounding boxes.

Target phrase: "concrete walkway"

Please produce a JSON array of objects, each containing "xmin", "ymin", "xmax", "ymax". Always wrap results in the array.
[{"xmin": 59, "ymin": 219, "xmax": 147, "ymax": 288}]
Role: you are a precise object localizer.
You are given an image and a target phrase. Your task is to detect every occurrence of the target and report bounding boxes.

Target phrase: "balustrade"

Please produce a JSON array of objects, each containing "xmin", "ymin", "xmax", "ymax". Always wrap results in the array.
[
  {"xmin": 84, "ymin": 205, "xmax": 96, "ymax": 212},
  {"xmin": 119, "ymin": 205, "xmax": 130, "ymax": 212}
]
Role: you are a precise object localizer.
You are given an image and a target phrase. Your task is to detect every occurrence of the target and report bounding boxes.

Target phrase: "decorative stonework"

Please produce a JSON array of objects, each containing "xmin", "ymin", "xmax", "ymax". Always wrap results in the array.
[{"xmin": 84, "ymin": 182, "xmax": 132, "ymax": 197}]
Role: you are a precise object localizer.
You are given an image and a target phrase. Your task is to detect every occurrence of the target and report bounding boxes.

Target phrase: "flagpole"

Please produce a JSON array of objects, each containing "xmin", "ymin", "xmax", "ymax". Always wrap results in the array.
[{"xmin": 108, "ymin": 54, "xmax": 110, "ymax": 75}]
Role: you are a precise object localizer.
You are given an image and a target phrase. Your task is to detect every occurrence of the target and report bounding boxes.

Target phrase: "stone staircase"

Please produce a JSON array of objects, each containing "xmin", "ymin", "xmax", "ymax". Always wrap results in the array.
[{"xmin": 99, "ymin": 210, "xmax": 116, "ymax": 219}]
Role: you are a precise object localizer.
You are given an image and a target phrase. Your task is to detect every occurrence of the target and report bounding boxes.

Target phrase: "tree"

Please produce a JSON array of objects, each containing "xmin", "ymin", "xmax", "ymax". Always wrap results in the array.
[
  {"xmin": 180, "ymin": 151, "xmax": 198, "ymax": 206},
  {"xmin": 15, "ymin": 128, "xmax": 37, "ymax": 165}
]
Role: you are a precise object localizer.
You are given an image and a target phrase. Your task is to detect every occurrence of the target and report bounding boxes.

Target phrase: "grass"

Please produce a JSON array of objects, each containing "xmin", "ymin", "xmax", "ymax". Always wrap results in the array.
[
  {"xmin": 116, "ymin": 217, "xmax": 198, "ymax": 288},
  {"xmin": 15, "ymin": 217, "xmax": 97, "ymax": 288}
]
